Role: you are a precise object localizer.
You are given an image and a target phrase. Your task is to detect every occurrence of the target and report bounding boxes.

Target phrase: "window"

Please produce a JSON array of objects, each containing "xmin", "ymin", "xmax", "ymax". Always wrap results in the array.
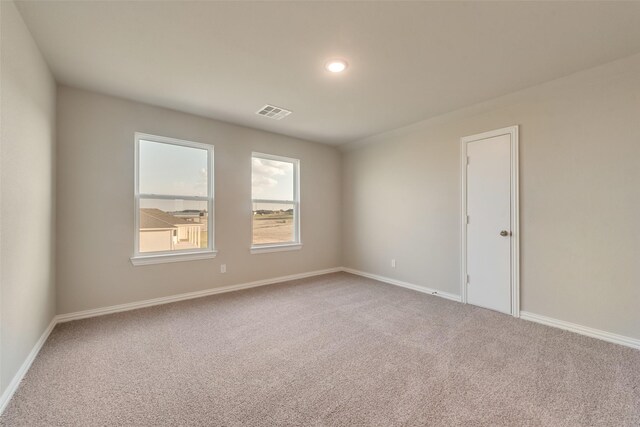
[
  {"xmin": 251, "ymin": 153, "xmax": 300, "ymax": 253},
  {"xmin": 132, "ymin": 133, "xmax": 215, "ymax": 265}
]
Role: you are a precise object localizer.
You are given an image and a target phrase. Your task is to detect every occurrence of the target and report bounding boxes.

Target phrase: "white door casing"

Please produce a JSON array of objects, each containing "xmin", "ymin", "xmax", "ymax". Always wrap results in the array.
[{"xmin": 461, "ymin": 126, "xmax": 519, "ymax": 316}]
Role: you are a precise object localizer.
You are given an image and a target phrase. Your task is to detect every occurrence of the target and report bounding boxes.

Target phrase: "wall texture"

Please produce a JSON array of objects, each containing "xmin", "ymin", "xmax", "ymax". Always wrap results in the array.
[
  {"xmin": 0, "ymin": 1, "xmax": 57, "ymax": 395},
  {"xmin": 342, "ymin": 53, "xmax": 640, "ymax": 340},
  {"xmin": 56, "ymin": 87, "xmax": 342, "ymax": 314}
]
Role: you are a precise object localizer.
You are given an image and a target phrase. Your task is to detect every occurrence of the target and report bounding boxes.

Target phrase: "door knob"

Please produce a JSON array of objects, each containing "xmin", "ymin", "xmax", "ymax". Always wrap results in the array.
[{"xmin": 500, "ymin": 230, "xmax": 511, "ymax": 237}]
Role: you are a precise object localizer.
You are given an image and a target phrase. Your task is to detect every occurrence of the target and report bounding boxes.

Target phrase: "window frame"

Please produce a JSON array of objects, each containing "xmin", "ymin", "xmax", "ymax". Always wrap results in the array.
[
  {"xmin": 131, "ymin": 132, "xmax": 216, "ymax": 266},
  {"xmin": 250, "ymin": 152, "xmax": 301, "ymax": 254}
]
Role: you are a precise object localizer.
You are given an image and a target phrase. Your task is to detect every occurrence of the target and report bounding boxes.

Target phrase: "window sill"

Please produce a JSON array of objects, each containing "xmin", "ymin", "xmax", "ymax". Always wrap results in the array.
[
  {"xmin": 130, "ymin": 250, "xmax": 218, "ymax": 266},
  {"xmin": 250, "ymin": 243, "xmax": 302, "ymax": 254}
]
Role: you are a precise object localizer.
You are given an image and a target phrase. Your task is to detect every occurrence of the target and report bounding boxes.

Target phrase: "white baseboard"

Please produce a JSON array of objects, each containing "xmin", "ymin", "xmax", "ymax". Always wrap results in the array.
[
  {"xmin": 57, "ymin": 267, "xmax": 342, "ymax": 323},
  {"xmin": 3, "ymin": 268, "xmax": 638, "ymax": 417},
  {"xmin": 342, "ymin": 267, "xmax": 640, "ymax": 351},
  {"xmin": 341, "ymin": 267, "xmax": 462, "ymax": 302},
  {"xmin": 0, "ymin": 317, "xmax": 57, "ymax": 414},
  {"xmin": 0, "ymin": 266, "xmax": 457, "ymax": 416},
  {"xmin": 0, "ymin": 267, "xmax": 342, "ymax": 416},
  {"xmin": 520, "ymin": 311, "xmax": 640, "ymax": 350}
]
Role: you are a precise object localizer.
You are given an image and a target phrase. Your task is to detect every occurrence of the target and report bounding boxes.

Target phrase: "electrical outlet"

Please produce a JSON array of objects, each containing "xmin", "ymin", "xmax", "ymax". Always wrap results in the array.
[
  {"xmin": 391, "ymin": 259, "xmax": 396, "ymax": 268},
  {"xmin": 220, "ymin": 264, "xmax": 227, "ymax": 273}
]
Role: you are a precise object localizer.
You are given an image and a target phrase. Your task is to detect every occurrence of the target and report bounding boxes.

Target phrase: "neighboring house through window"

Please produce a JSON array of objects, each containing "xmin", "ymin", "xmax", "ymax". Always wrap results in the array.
[
  {"xmin": 251, "ymin": 153, "xmax": 301, "ymax": 253},
  {"xmin": 132, "ymin": 133, "xmax": 215, "ymax": 265}
]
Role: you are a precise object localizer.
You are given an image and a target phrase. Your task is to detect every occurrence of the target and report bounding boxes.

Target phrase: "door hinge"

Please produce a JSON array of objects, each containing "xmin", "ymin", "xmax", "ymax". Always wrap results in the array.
[
  {"xmin": 466, "ymin": 215, "xmax": 470, "ymax": 224},
  {"xmin": 466, "ymin": 156, "xmax": 470, "ymax": 166},
  {"xmin": 466, "ymin": 274, "xmax": 470, "ymax": 284}
]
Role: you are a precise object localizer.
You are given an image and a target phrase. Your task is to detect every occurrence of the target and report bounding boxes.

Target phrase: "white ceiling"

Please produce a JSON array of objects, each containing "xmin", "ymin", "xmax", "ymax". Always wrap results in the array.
[{"xmin": 15, "ymin": 1, "xmax": 640, "ymax": 145}]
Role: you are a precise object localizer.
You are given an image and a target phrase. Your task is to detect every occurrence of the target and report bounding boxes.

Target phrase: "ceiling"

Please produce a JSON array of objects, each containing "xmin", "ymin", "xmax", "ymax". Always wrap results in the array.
[{"xmin": 15, "ymin": 1, "xmax": 640, "ymax": 145}]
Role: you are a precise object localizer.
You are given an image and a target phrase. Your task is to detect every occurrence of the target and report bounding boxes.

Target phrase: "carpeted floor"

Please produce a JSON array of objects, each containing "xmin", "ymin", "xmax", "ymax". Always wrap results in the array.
[{"xmin": 1, "ymin": 272, "xmax": 639, "ymax": 426}]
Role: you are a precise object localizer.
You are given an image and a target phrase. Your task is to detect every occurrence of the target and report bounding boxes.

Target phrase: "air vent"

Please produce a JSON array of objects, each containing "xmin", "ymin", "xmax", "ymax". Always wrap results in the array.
[{"xmin": 256, "ymin": 104, "xmax": 292, "ymax": 120}]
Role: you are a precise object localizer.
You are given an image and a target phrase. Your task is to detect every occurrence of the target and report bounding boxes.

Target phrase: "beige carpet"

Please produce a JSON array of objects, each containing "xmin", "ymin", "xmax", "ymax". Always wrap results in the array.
[{"xmin": 1, "ymin": 272, "xmax": 639, "ymax": 426}]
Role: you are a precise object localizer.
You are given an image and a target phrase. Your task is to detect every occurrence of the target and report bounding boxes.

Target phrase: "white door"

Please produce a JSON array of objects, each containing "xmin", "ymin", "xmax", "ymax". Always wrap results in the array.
[{"xmin": 465, "ymin": 132, "xmax": 513, "ymax": 314}]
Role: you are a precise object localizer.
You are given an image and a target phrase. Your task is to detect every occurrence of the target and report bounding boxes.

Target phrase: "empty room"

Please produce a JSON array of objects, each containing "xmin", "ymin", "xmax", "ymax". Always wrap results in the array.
[{"xmin": 1, "ymin": 1, "xmax": 639, "ymax": 425}]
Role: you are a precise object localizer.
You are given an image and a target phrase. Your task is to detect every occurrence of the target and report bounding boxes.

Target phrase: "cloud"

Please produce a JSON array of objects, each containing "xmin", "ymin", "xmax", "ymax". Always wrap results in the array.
[
  {"xmin": 252, "ymin": 175, "xmax": 278, "ymax": 188},
  {"xmin": 193, "ymin": 168, "xmax": 208, "ymax": 191},
  {"xmin": 252, "ymin": 157, "xmax": 291, "ymax": 198},
  {"xmin": 252, "ymin": 158, "xmax": 287, "ymax": 178}
]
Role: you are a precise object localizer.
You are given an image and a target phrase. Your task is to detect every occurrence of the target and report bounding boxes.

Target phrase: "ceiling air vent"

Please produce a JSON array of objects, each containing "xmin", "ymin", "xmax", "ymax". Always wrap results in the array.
[{"xmin": 256, "ymin": 104, "xmax": 292, "ymax": 120}]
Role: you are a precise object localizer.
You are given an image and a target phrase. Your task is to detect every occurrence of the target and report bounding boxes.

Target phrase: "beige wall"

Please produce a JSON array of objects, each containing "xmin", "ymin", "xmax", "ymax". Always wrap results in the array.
[
  {"xmin": 0, "ymin": 1, "xmax": 57, "ymax": 395},
  {"xmin": 56, "ymin": 86, "xmax": 342, "ymax": 314},
  {"xmin": 2, "ymin": 6, "xmax": 637, "ymax": 390},
  {"xmin": 342, "ymin": 53, "xmax": 640, "ymax": 340}
]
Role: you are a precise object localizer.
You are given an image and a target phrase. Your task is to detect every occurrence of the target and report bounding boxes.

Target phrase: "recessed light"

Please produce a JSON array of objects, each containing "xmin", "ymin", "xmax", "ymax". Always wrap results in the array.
[{"xmin": 325, "ymin": 59, "xmax": 348, "ymax": 73}]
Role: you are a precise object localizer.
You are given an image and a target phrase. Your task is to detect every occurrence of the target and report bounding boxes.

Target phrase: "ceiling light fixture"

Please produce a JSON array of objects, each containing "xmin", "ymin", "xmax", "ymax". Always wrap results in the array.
[{"xmin": 325, "ymin": 59, "xmax": 348, "ymax": 73}]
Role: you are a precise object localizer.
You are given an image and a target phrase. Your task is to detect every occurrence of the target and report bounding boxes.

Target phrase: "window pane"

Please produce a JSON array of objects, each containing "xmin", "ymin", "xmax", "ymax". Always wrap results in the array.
[
  {"xmin": 139, "ymin": 140, "xmax": 208, "ymax": 197},
  {"xmin": 139, "ymin": 199, "xmax": 208, "ymax": 253},
  {"xmin": 252, "ymin": 157, "xmax": 294, "ymax": 201},
  {"xmin": 252, "ymin": 202, "xmax": 294, "ymax": 244}
]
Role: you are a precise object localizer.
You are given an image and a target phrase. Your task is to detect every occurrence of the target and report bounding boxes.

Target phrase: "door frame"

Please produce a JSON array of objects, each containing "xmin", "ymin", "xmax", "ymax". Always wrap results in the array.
[{"xmin": 460, "ymin": 125, "xmax": 520, "ymax": 317}]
